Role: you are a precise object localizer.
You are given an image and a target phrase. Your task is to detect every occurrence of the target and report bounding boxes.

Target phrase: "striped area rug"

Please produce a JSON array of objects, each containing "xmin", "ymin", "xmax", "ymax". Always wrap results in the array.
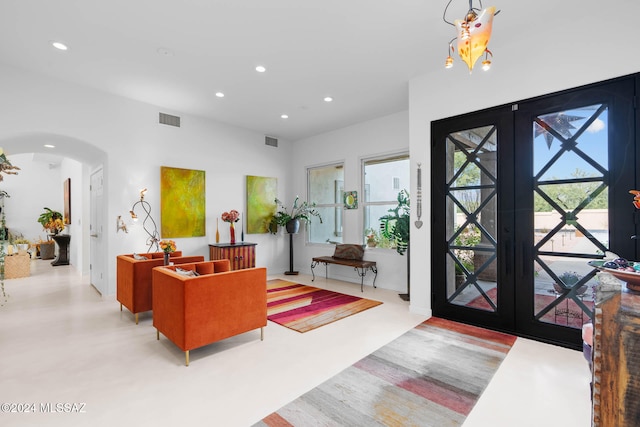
[
  {"xmin": 267, "ymin": 279, "xmax": 382, "ymax": 333},
  {"xmin": 256, "ymin": 317, "xmax": 516, "ymax": 426}
]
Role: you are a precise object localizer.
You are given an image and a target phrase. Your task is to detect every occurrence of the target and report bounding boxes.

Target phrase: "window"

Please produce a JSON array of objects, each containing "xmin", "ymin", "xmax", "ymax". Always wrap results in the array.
[
  {"xmin": 307, "ymin": 163, "xmax": 344, "ymax": 244},
  {"xmin": 362, "ymin": 154, "xmax": 409, "ymax": 248}
]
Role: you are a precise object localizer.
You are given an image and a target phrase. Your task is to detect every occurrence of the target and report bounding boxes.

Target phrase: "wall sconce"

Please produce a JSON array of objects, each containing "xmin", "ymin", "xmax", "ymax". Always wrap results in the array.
[
  {"xmin": 443, "ymin": 1, "xmax": 499, "ymax": 73},
  {"xmin": 129, "ymin": 187, "xmax": 160, "ymax": 252},
  {"xmin": 116, "ymin": 215, "xmax": 128, "ymax": 233}
]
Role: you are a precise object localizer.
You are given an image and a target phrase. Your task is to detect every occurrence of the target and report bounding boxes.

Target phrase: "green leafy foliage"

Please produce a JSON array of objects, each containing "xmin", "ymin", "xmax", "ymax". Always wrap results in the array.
[
  {"xmin": 268, "ymin": 197, "xmax": 322, "ymax": 234},
  {"xmin": 379, "ymin": 190, "xmax": 410, "ymax": 255}
]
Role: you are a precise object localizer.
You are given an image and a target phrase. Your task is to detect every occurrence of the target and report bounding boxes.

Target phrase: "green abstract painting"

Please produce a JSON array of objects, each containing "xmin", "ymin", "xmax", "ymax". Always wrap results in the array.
[
  {"xmin": 160, "ymin": 166, "xmax": 206, "ymax": 238},
  {"xmin": 246, "ymin": 175, "xmax": 277, "ymax": 234}
]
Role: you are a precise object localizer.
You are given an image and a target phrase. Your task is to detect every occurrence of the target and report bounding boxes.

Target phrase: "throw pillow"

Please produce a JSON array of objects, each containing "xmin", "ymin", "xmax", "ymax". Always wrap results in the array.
[
  {"xmin": 196, "ymin": 263, "xmax": 214, "ymax": 275},
  {"xmin": 332, "ymin": 244, "xmax": 365, "ymax": 260},
  {"xmin": 132, "ymin": 253, "xmax": 147, "ymax": 260},
  {"xmin": 214, "ymin": 262, "xmax": 230, "ymax": 273},
  {"xmin": 175, "ymin": 267, "xmax": 198, "ymax": 277}
]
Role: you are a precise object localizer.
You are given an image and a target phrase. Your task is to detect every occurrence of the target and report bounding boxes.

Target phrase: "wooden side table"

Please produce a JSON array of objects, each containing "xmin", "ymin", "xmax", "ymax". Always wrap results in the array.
[
  {"xmin": 592, "ymin": 283, "xmax": 640, "ymax": 426},
  {"xmin": 209, "ymin": 242, "xmax": 256, "ymax": 270}
]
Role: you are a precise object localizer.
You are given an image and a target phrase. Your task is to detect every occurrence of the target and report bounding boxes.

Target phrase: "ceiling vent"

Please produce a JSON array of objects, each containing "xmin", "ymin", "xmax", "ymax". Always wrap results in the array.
[
  {"xmin": 265, "ymin": 136, "xmax": 278, "ymax": 147},
  {"xmin": 159, "ymin": 112, "xmax": 180, "ymax": 127}
]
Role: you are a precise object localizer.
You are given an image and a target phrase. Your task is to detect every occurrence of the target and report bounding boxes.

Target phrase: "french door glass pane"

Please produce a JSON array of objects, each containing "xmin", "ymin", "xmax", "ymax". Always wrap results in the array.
[
  {"xmin": 532, "ymin": 104, "xmax": 607, "ymax": 328},
  {"xmin": 445, "ymin": 125, "xmax": 498, "ymax": 311}
]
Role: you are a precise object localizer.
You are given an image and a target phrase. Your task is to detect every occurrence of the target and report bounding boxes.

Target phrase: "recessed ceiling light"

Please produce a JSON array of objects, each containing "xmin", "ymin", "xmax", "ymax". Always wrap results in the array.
[
  {"xmin": 255, "ymin": 65, "xmax": 266, "ymax": 73},
  {"xmin": 324, "ymin": 96, "xmax": 333, "ymax": 102},
  {"xmin": 51, "ymin": 41, "xmax": 68, "ymax": 51},
  {"xmin": 215, "ymin": 92, "xmax": 225, "ymax": 98},
  {"xmin": 156, "ymin": 47, "xmax": 174, "ymax": 56},
  {"xmin": 44, "ymin": 144, "xmax": 55, "ymax": 148},
  {"xmin": 281, "ymin": 114, "xmax": 289, "ymax": 119}
]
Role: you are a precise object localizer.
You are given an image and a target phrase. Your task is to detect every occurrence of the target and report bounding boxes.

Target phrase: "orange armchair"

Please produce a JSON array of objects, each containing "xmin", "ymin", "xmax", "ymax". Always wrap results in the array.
[
  {"xmin": 152, "ymin": 260, "xmax": 267, "ymax": 366},
  {"xmin": 116, "ymin": 252, "xmax": 205, "ymax": 324}
]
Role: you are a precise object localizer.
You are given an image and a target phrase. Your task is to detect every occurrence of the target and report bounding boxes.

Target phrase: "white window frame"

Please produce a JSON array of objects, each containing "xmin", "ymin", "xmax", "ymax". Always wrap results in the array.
[
  {"xmin": 307, "ymin": 162, "xmax": 345, "ymax": 244},
  {"xmin": 361, "ymin": 152, "xmax": 410, "ymax": 247}
]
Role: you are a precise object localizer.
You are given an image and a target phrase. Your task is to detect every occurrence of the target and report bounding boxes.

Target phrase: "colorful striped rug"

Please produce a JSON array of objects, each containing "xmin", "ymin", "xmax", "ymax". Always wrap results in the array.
[
  {"xmin": 256, "ymin": 317, "xmax": 516, "ymax": 426},
  {"xmin": 267, "ymin": 279, "xmax": 382, "ymax": 333}
]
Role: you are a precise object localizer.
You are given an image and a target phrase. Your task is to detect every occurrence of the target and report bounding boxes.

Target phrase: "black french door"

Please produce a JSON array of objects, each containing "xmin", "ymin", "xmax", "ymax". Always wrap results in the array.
[{"xmin": 431, "ymin": 76, "xmax": 637, "ymax": 348}]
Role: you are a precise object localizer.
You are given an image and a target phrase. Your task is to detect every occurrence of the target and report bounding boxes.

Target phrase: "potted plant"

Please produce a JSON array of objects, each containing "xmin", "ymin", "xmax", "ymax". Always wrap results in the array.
[
  {"xmin": 365, "ymin": 228, "xmax": 379, "ymax": 248},
  {"xmin": 268, "ymin": 196, "xmax": 322, "ymax": 234},
  {"xmin": 12, "ymin": 237, "xmax": 30, "ymax": 253},
  {"xmin": 379, "ymin": 190, "xmax": 410, "ymax": 300},
  {"xmin": 553, "ymin": 271, "xmax": 587, "ymax": 295},
  {"xmin": 37, "ymin": 238, "xmax": 56, "ymax": 260},
  {"xmin": 37, "ymin": 207, "xmax": 65, "ymax": 235}
]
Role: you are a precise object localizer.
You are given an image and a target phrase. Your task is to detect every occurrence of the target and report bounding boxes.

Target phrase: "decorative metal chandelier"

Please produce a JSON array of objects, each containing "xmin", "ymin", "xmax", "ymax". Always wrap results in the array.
[{"xmin": 443, "ymin": 1, "xmax": 498, "ymax": 73}]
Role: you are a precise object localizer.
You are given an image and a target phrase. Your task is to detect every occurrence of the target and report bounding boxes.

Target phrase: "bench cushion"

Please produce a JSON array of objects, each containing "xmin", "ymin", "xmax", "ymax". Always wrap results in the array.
[{"xmin": 333, "ymin": 244, "xmax": 365, "ymax": 260}]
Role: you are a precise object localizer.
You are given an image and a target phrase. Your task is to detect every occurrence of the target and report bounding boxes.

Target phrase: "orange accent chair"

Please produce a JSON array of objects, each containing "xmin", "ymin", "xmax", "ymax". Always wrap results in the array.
[
  {"xmin": 116, "ymin": 252, "xmax": 205, "ymax": 324},
  {"xmin": 152, "ymin": 260, "xmax": 267, "ymax": 366}
]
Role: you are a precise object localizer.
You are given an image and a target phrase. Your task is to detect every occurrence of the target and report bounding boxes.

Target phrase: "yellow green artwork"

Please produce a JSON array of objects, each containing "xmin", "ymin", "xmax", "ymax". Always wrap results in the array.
[
  {"xmin": 160, "ymin": 166, "xmax": 206, "ymax": 237},
  {"xmin": 246, "ymin": 175, "xmax": 277, "ymax": 234}
]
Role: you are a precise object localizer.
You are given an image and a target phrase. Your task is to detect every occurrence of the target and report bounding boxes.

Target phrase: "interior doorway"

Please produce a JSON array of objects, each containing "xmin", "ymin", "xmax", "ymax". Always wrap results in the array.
[{"xmin": 90, "ymin": 167, "xmax": 106, "ymax": 295}]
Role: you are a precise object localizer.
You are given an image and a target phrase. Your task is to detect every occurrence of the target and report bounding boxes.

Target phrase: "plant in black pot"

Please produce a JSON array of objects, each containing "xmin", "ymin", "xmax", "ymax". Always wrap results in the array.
[
  {"xmin": 268, "ymin": 196, "xmax": 322, "ymax": 234},
  {"xmin": 269, "ymin": 196, "xmax": 322, "ymax": 275}
]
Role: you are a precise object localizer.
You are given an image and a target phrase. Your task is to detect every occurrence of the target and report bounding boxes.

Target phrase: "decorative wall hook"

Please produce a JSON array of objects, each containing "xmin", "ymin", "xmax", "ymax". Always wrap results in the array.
[{"xmin": 415, "ymin": 163, "xmax": 423, "ymax": 229}]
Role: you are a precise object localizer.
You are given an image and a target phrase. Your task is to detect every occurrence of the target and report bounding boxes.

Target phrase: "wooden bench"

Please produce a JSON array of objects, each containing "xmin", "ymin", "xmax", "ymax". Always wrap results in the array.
[{"xmin": 311, "ymin": 256, "xmax": 377, "ymax": 292}]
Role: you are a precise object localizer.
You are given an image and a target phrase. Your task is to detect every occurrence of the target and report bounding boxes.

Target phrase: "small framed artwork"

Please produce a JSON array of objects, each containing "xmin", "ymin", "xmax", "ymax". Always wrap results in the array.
[
  {"xmin": 343, "ymin": 191, "xmax": 358, "ymax": 209},
  {"xmin": 63, "ymin": 178, "xmax": 71, "ymax": 224}
]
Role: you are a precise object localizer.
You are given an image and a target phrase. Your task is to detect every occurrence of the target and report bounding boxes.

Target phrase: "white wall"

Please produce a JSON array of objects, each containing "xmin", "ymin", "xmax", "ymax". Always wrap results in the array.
[
  {"xmin": 408, "ymin": 0, "xmax": 640, "ymax": 317},
  {"xmin": 0, "ymin": 63, "xmax": 292, "ymax": 296},
  {"xmin": 292, "ymin": 111, "xmax": 410, "ymax": 293}
]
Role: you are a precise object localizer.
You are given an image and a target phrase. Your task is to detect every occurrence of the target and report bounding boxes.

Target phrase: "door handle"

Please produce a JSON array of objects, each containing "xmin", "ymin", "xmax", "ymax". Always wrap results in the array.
[{"xmin": 90, "ymin": 234, "xmax": 98, "ymax": 238}]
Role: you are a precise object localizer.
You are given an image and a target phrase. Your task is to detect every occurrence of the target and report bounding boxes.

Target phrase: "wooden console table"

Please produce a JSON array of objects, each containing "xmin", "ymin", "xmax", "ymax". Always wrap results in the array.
[{"xmin": 209, "ymin": 242, "xmax": 256, "ymax": 271}]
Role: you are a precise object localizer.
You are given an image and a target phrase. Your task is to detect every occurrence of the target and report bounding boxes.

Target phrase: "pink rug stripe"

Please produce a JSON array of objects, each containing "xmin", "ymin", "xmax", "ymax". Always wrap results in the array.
[{"xmin": 266, "ymin": 280, "xmax": 382, "ymax": 333}]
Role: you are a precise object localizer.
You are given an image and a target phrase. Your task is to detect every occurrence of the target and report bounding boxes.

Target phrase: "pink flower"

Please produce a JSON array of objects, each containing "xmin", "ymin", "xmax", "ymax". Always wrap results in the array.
[{"xmin": 221, "ymin": 210, "xmax": 239, "ymax": 223}]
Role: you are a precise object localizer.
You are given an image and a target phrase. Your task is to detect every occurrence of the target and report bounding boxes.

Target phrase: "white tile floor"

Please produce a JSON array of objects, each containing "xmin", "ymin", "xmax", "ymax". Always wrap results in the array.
[{"xmin": 0, "ymin": 260, "xmax": 591, "ymax": 426}]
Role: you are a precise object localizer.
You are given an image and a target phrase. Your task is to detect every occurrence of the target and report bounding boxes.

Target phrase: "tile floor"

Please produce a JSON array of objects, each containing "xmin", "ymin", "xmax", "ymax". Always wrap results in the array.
[{"xmin": 0, "ymin": 260, "xmax": 591, "ymax": 426}]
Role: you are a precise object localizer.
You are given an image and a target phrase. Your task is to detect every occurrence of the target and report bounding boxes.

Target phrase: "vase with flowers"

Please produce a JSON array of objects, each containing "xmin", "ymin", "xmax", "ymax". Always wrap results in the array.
[
  {"xmin": 37, "ymin": 207, "xmax": 65, "ymax": 236},
  {"xmin": 159, "ymin": 239, "xmax": 176, "ymax": 265},
  {"xmin": 221, "ymin": 210, "xmax": 240, "ymax": 244}
]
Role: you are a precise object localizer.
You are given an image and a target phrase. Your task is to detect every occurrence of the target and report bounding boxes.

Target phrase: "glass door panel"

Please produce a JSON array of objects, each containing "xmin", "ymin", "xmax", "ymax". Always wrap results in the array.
[
  {"xmin": 445, "ymin": 125, "xmax": 498, "ymax": 311},
  {"xmin": 531, "ymin": 104, "xmax": 609, "ymax": 330}
]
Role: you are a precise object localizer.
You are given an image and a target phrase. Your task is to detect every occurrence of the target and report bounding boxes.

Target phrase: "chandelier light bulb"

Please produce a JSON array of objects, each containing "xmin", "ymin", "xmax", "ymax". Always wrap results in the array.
[
  {"xmin": 460, "ymin": 25, "xmax": 471, "ymax": 40},
  {"xmin": 482, "ymin": 59, "xmax": 491, "ymax": 71},
  {"xmin": 445, "ymin": 56, "xmax": 454, "ymax": 69}
]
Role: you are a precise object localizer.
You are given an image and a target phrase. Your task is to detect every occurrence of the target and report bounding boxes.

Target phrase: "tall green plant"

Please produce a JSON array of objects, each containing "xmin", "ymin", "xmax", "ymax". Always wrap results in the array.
[{"xmin": 379, "ymin": 190, "xmax": 410, "ymax": 255}]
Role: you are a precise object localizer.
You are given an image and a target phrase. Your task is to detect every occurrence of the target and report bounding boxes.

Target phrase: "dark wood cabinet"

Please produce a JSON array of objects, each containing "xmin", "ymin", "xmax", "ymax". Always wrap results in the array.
[
  {"xmin": 593, "ymin": 283, "xmax": 640, "ymax": 426},
  {"xmin": 209, "ymin": 242, "xmax": 256, "ymax": 271}
]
